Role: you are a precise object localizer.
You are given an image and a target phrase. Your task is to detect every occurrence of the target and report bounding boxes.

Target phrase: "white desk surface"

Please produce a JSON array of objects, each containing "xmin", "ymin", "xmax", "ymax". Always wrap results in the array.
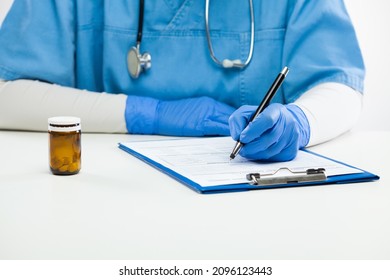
[{"xmin": 0, "ymin": 130, "xmax": 389, "ymax": 260}]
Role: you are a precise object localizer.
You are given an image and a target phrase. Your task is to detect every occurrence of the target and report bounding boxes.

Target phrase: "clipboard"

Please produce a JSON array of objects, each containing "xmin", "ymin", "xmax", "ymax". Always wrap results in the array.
[{"xmin": 118, "ymin": 137, "xmax": 379, "ymax": 194}]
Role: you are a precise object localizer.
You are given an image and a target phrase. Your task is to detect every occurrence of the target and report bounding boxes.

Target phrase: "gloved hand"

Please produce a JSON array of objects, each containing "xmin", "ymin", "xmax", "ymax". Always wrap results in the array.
[
  {"xmin": 125, "ymin": 95, "xmax": 235, "ymax": 136},
  {"xmin": 229, "ymin": 103, "xmax": 310, "ymax": 161}
]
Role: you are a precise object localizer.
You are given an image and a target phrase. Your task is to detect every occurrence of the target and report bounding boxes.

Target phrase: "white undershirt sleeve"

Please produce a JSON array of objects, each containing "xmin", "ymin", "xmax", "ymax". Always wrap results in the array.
[
  {"xmin": 0, "ymin": 79, "xmax": 128, "ymax": 133},
  {"xmin": 0, "ymin": 79, "xmax": 363, "ymax": 141},
  {"xmin": 293, "ymin": 82, "xmax": 363, "ymax": 146}
]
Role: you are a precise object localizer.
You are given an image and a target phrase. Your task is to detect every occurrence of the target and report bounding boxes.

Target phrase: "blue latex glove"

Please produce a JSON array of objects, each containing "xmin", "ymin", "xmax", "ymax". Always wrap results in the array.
[
  {"xmin": 229, "ymin": 103, "xmax": 310, "ymax": 161},
  {"xmin": 125, "ymin": 96, "xmax": 235, "ymax": 136}
]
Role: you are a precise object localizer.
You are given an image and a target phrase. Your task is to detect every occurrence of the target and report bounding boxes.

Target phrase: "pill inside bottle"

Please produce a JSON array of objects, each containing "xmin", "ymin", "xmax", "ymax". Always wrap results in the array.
[{"xmin": 48, "ymin": 116, "xmax": 81, "ymax": 175}]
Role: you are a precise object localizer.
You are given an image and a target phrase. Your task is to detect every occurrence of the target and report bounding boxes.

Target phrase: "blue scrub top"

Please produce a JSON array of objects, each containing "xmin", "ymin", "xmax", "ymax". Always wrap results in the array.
[{"xmin": 0, "ymin": 0, "xmax": 365, "ymax": 108}]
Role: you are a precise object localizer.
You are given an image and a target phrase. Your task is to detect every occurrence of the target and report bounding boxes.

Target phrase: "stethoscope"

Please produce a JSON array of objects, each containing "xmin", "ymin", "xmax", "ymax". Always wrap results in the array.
[
  {"xmin": 127, "ymin": 0, "xmax": 151, "ymax": 79},
  {"xmin": 127, "ymin": 0, "xmax": 255, "ymax": 79}
]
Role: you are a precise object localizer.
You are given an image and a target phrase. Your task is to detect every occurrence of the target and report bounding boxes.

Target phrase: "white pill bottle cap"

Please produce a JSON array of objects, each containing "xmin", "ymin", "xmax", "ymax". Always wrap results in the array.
[{"xmin": 48, "ymin": 116, "xmax": 81, "ymax": 132}]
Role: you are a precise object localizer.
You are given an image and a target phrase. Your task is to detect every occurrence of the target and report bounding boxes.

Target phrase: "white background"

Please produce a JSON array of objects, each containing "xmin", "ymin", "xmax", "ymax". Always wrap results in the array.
[{"xmin": 1, "ymin": 0, "xmax": 389, "ymax": 130}]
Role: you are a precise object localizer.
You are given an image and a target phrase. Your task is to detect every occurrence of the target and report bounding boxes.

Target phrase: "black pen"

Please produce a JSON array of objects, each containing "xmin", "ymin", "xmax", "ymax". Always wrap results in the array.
[{"xmin": 229, "ymin": 66, "xmax": 290, "ymax": 160}]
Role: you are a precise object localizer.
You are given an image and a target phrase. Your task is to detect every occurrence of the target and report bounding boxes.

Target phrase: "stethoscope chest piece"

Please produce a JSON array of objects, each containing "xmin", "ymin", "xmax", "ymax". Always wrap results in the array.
[{"xmin": 127, "ymin": 45, "xmax": 152, "ymax": 79}]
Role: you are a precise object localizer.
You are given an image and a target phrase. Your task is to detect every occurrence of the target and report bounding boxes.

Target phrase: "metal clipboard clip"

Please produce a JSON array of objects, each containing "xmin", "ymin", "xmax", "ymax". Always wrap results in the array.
[{"xmin": 246, "ymin": 167, "xmax": 327, "ymax": 186}]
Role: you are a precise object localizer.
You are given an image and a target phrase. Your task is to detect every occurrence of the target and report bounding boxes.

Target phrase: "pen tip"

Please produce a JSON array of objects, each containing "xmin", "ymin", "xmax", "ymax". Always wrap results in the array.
[{"xmin": 229, "ymin": 154, "xmax": 235, "ymax": 160}]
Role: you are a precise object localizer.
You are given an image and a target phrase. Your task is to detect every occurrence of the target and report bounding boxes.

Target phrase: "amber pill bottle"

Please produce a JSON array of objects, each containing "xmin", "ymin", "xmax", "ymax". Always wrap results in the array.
[{"xmin": 48, "ymin": 117, "xmax": 81, "ymax": 175}]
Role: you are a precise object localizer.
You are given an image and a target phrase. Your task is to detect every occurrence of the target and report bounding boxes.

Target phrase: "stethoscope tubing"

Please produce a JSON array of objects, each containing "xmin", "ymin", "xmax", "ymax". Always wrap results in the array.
[
  {"xmin": 136, "ymin": 0, "xmax": 145, "ymax": 45},
  {"xmin": 204, "ymin": 0, "xmax": 255, "ymax": 68}
]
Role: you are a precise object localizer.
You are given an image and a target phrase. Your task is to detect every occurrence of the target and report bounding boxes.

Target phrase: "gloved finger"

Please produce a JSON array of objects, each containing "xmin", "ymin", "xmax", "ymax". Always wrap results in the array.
[
  {"xmin": 239, "ymin": 104, "xmax": 283, "ymax": 144},
  {"xmin": 264, "ymin": 139, "xmax": 299, "ymax": 162},
  {"xmin": 202, "ymin": 105, "xmax": 234, "ymax": 135},
  {"xmin": 229, "ymin": 105, "xmax": 257, "ymax": 140},
  {"xmin": 240, "ymin": 129, "xmax": 290, "ymax": 160},
  {"xmin": 214, "ymin": 101, "xmax": 236, "ymax": 116},
  {"xmin": 203, "ymin": 119, "xmax": 230, "ymax": 136},
  {"xmin": 240, "ymin": 117, "xmax": 285, "ymax": 151}
]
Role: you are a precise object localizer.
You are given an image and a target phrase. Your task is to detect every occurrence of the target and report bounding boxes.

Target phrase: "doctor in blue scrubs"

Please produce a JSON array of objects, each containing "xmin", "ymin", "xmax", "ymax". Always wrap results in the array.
[{"xmin": 0, "ymin": 0, "xmax": 364, "ymax": 161}]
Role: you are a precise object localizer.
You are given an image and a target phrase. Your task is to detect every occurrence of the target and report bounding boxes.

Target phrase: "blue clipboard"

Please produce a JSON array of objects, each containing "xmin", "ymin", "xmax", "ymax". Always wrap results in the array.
[{"xmin": 118, "ymin": 142, "xmax": 380, "ymax": 194}]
